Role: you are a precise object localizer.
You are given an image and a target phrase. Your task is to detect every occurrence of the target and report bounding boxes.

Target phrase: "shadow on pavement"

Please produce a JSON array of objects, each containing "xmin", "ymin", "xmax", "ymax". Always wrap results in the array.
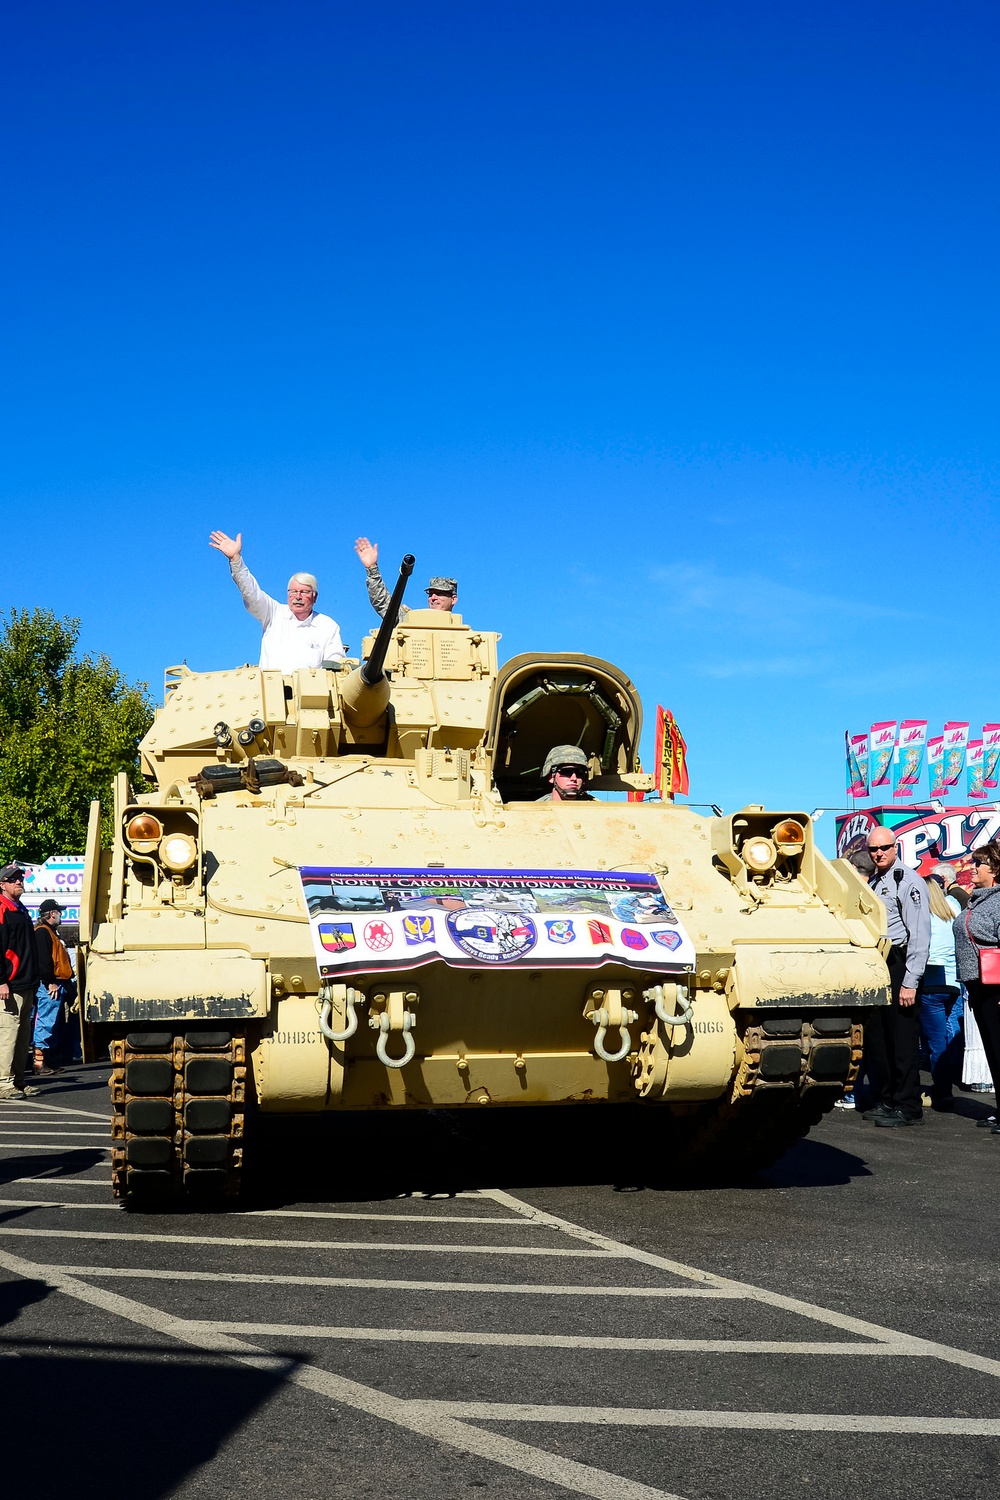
[
  {"xmin": 239, "ymin": 1105, "xmax": 871, "ymax": 1207},
  {"xmin": 0, "ymin": 1148, "xmax": 107, "ymax": 1185},
  {"xmin": 0, "ymin": 1279, "xmax": 284, "ymax": 1498}
]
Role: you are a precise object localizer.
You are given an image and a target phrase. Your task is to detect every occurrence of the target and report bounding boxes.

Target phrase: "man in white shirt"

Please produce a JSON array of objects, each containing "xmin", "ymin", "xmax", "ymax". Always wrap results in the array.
[{"xmin": 209, "ymin": 531, "xmax": 345, "ymax": 673}]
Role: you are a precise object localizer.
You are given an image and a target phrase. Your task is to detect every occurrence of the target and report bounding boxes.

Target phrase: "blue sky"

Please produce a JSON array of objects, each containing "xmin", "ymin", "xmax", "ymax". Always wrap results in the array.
[{"xmin": 2, "ymin": 2, "xmax": 997, "ymax": 849}]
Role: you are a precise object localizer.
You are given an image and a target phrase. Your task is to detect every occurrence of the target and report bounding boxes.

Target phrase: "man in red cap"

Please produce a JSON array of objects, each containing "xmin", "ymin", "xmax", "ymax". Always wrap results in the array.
[{"xmin": 0, "ymin": 865, "xmax": 42, "ymax": 1099}]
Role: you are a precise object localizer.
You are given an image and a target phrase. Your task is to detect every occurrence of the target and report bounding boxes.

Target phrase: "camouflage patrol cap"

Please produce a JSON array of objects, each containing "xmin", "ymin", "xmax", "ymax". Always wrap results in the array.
[
  {"xmin": 541, "ymin": 745, "xmax": 589, "ymax": 779},
  {"xmin": 425, "ymin": 577, "xmax": 458, "ymax": 595}
]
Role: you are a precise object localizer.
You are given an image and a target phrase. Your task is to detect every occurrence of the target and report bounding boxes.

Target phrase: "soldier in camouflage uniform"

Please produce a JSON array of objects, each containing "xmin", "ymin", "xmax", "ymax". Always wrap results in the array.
[
  {"xmin": 536, "ymin": 745, "xmax": 595, "ymax": 802},
  {"xmin": 354, "ymin": 538, "xmax": 457, "ymax": 618}
]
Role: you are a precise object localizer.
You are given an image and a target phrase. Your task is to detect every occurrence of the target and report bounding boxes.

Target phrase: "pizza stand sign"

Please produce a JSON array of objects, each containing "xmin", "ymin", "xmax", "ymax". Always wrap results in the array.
[{"xmin": 298, "ymin": 867, "xmax": 696, "ymax": 979}]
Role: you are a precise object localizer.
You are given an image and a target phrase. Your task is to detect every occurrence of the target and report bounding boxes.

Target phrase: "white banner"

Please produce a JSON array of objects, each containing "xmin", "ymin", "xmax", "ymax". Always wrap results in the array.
[{"xmin": 298, "ymin": 866, "xmax": 696, "ymax": 979}]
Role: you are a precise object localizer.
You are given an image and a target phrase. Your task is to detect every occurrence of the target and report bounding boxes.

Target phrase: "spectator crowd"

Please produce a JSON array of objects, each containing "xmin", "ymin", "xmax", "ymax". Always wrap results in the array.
[{"xmin": 843, "ymin": 836, "xmax": 1000, "ymax": 1130}]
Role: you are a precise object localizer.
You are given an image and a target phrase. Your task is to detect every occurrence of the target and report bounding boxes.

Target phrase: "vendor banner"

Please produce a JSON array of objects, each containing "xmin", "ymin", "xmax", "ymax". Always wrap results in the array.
[
  {"xmin": 299, "ymin": 867, "xmax": 696, "ymax": 978},
  {"xmin": 942, "ymin": 722, "xmax": 970, "ymax": 787},
  {"xmin": 928, "ymin": 736, "xmax": 945, "ymax": 796},
  {"xmin": 869, "ymin": 721, "xmax": 897, "ymax": 787},
  {"xmin": 968, "ymin": 740, "xmax": 986, "ymax": 800},
  {"xmin": 983, "ymin": 724, "xmax": 1000, "ymax": 789},
  {"xmin": 846, "ymin": 732, "xmax": 869, "ymax": 799},
  {"xmin": 892, "ymin": 719, "xmax": 927, "ymax": 798}
]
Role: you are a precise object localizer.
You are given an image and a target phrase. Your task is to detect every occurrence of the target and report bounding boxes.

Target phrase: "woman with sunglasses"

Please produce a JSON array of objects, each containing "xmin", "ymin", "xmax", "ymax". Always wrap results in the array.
[{"xmin": 953, "ymin": 843, "xmax": 1000, "ymax": 1132}]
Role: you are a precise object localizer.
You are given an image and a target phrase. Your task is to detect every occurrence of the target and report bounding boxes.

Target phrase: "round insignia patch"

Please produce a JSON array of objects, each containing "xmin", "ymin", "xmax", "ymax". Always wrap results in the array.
[
  {"xmin": 446, "ymin": 908, "xmax": 537, "ymax": 963},
  {"xmin": 364, "ymin": 920, "xmax": 394, "ymax": 952}
]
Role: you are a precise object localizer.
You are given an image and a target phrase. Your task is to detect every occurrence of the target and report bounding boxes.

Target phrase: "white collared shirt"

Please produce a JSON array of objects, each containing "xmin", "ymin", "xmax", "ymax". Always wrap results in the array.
[{"xmin": 230, "ymin": 557, "xmax": 345, "ymax": 673}]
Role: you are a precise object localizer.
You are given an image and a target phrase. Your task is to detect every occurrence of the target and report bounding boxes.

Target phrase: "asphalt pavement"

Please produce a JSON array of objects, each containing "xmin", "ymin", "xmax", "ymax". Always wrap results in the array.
[{"xmin": 2, "ymin": 1066, "xmax": 999, "ymax": 1500}]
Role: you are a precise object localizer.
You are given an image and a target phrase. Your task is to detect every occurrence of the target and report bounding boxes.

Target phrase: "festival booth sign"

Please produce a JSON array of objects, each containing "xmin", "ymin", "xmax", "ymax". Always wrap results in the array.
[
  {"xmin": 298, "ymin": 866, "xmax": 696, "ymax": 980},
  {"xmin": 836, "ymin": 806, "xmax": 1000, "ymax": 890},
  {"xmin": 20, "ymin": 856, "xmax": 84, "ymax": 926}
]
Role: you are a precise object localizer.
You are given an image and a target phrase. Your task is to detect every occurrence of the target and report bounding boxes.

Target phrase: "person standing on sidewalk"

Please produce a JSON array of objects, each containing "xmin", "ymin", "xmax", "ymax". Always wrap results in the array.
[
  {"xmin": 33, "ymin": 899, "xmax": 75, "ymax": 1074},
  {"xmin": 953, "ymin": 843, "xmax": 1000, "ymax": 1134},
  {"xmin": 919, "ymin": 874, "xmax": 963, "ymax": 1109},
  {"xmin": 0, "ymin": 865, "xmax": 42, "ymax": 1100},
  {"xmin": 864, "ymin": 831, "xmax": 931, "ymax": 1127}
]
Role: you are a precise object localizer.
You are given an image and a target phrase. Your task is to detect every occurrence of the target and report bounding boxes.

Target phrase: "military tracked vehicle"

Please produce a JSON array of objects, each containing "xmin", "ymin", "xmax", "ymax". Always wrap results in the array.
[{"xmin": 78, "ymin": 557, "xmax": 889, "ymax": 1206}]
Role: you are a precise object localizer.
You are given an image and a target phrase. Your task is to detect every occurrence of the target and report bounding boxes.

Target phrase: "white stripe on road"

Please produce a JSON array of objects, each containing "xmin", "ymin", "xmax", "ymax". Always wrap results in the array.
[
  {"xmin": 0, "ymin": 1144, "xmax": 110, "ymax": 1152},
  {"xmin": 12, "ymin": 1178, "xmax": 109, "ymax": 1187},
  {"xmin": 194, "ymin": 1322, "xmax": 903, "ymax": 1355},
  {"xmin": 0, "ymin": 1100, "xmax": 110, "ymax": 1121},
  {"xmin": 0, "ymin": 1225, "xmax": 616, "ymax": 1257},
  {"xmin": 0, "ymin": 1197, "xmax": 538, "ymax": 1226},
  {"xmin": 410, "ymin": 1402, "xmax": 1000, "ymax": 1436},
  {"xmin": 41, "ymin": 1266, "xmax": 743, "ymax": 1297},
  {"xmin": 0, "ymin": 1199, "xmax": 119, "ymax": 1211},
  {"xmin": 0, "ymin": 1246, "xmax": 684, "ymax": 1500},
  {"xmin": 487, "ymin": 1189, "xmax": 1000, "ymax": 1381},
  {"xmin": 0, "ymin": 1131, "xmax": 109, "ymax": 1138}
]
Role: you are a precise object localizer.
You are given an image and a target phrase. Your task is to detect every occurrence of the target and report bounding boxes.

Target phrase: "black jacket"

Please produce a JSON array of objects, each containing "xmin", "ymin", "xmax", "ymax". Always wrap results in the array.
[{"xmin": 0, "ymin": 894, "xmax": 39, "ymax": 989}]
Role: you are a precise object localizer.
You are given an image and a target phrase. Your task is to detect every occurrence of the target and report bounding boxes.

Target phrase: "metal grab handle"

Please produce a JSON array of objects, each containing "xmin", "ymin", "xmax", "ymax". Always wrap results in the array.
[
  {"xmin": 646, "ymin": 983, "xmax": 694, "ymax": 1029},
  {"xmin": 376, "ymin": 1010, "xmax": 416, "ymax": 1068},
  {"xmin": 319, "ymin": 985, "xmax": 364, "ymax": 1042},
  {"xmin": 591, "ymin": 1006, "xmax": 637, "ymax": 1063}
]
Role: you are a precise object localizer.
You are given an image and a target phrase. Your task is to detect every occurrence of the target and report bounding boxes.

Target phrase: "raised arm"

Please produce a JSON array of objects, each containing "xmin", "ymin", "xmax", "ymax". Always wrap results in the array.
[
  {"xmin": 210, "ymin": 530, "xmax": 276, "ymax": 627},
  {"xmin": 355, "ymin": 536, "xmax": 392, "ymax": 618}
]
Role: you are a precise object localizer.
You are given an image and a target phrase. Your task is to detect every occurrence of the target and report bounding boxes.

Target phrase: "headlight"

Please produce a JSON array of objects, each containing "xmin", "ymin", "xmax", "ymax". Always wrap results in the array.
[
  {"xmin": 159, "ymin": 833, "xmax": 198, "ymax": 873},
  {"xmin": 742, "ymin": 836, "xmax": 776, "ymax": 873},
  {"xmin": 772, "ymin": 818, "xmax": 806, "ymax": 855},
  {"xmin": 126, "ymin": 813, "xmax": 163, "ymax": 854}
]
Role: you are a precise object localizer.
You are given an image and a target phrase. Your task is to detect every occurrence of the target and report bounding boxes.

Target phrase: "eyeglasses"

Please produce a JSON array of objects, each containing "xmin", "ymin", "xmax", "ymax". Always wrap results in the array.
[
  {"xmin": 427, "ymin": 591, "xmax": 455, "ymax": 599},
  {"xmin": 867, "ymin": 844, "xmax": 895, "ymax": 854},
  {"xmin": 2, "ymin": 876, "xmax": 24, "ymax": 884},
  {"xmin": 554, "ymin": 767, "xmax": 586, "ymax": 779}
]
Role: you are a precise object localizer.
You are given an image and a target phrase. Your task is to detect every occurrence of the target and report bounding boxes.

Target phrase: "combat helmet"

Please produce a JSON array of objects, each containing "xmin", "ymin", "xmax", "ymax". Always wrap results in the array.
[{"xmin": 541, "ymin": 745, "xmax": 589, "ymax": 780}]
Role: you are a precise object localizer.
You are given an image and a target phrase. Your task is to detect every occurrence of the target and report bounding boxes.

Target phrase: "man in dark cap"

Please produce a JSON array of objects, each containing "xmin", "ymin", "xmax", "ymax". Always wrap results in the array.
[
  {"xmin": 0, "ymin": 865, "xmax": 42, "ymax": 1099},
  {"xmin": 33, "ymin": 899, "xmax": 75, "ymax": 1074},
  {"xmin": 536, "ymin": 745, "xmax": 595, "ymax": 802},
  {"xmin": 354, "ymin": 538, "xmax": 458, "ymax": 617}
]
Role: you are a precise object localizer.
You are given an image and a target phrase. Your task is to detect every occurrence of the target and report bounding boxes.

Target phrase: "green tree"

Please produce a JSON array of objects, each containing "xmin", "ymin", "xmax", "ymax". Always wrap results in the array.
[{"xmin": 0, "ymin": 608, "xmax": 154, "ymax": 863}]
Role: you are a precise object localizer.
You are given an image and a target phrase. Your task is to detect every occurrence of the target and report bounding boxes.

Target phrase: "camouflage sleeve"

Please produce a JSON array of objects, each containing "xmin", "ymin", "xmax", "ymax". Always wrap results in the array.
[
  {"xmin": 365, "ymin": 565, "xmax": 410, "ymax": 620},
  {"xmin": 365, "ymin": 565, "xmax": 391, "ymax": 618}
]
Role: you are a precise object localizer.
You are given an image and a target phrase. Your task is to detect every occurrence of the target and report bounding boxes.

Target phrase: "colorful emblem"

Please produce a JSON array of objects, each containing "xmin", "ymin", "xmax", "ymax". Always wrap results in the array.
[
  {"xmin": 620, "ymin": 927, "xmax": 648, "ymax": 950},
  {"xmin": 545, "ymin": 919, "xmax": 575, "ymax": 944},
  {"xmin": 403, "ymin": 913, "xmax": 435, "ymax": 945},
  {"xmin": 447, "ymin": 908, "xmax": 537, "ymax": 963},
  {"xmin": 651, "ymin": 928, "xmax": 682, "ymax": 951},
  {"xmin": 587, "ymin": 919, "xmax": 612, "ymax": 945},
  {"xmin": 318, "ymin": 922, "xmax": 356, "ymax": 952},
  {"xmin": 364, "ymin": 920, "xmax": 393, "ymax": 952}
]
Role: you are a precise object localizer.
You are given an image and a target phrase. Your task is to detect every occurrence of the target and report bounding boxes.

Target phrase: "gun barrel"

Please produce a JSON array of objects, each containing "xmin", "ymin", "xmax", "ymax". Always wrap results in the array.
[{"xmin": 361, "ymin": 554, "xmax": 415, "ymax": 686}]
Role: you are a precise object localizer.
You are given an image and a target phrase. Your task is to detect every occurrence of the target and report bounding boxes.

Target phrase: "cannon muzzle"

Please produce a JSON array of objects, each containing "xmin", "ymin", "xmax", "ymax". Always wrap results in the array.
[{"xmin": 341, "ymin": 554, "xmax": 415, "ymax": 728}]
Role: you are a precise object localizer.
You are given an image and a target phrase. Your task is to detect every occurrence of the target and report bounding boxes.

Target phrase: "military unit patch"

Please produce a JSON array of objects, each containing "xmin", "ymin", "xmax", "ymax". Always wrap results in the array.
[
  {"xmin": 402, "ymin": 913, "xmax": 435, "ymax": 945},
  {"xmin": 318, "ymin": 922, "xmax": 356, "ymax": 953},
  {"xmin": 545, "ymin": 919, "xmax": 575, "ymax": 944}
]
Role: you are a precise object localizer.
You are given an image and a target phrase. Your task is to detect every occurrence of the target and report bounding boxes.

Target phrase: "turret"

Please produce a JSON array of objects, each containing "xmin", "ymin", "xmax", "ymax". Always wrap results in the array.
[{"xmin": 340, "ymin": 554, "xmax": 415, "ymax": 729}]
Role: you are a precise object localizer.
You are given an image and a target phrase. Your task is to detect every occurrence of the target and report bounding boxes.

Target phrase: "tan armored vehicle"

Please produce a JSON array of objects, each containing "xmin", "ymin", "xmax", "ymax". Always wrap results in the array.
[{"xmin": 79, "ymin": 558, "xmax": 889, "ymax": 1206}]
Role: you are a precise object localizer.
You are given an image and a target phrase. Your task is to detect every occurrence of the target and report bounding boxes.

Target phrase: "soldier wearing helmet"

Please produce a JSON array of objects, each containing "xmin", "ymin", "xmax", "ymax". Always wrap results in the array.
[{"xmin": 537, "ymin": 745, "xmax": 595, "ymax": 802}]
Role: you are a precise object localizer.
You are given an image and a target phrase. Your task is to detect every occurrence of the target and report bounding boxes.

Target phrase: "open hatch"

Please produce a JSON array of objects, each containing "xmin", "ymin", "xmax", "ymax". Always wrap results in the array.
[{"xmin": 483, "ymin": 652, "xmax": 643, "ymax": 801}]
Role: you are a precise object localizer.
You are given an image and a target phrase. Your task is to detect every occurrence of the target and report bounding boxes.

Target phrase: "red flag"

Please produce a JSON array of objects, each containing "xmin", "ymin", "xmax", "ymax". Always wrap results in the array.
[{"xmin": 652, "ymin": 706, "xmax": 689, "ymax": 799}]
